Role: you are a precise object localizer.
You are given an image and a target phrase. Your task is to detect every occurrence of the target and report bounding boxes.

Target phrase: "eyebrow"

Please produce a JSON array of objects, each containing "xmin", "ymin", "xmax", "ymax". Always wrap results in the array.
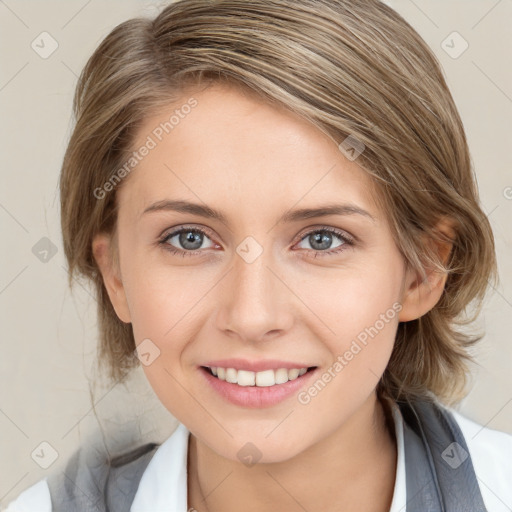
[{"xmin": 141, "ymin": 199, "xmax": 376, "ymax": 224}]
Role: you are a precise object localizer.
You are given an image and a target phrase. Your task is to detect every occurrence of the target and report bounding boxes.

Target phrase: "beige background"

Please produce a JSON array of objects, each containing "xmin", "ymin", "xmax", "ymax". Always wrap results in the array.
[{"xmin": 1, "ymin": 0, "xmax": 511, "ymax": 507}]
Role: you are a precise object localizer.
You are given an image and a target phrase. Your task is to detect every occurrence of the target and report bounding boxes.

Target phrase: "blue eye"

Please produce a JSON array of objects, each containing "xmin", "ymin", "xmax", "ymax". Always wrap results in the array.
[
  {"xmin": 294, "ymin": 228, "xmax": 354, "ymax": 257},
  {"xmin": 159, "ymin": 226, "xmax": 216, "ymax": 256},
  {"xmin": 158, "ymin": 226, "xmax": 354, "ymax": 258}
]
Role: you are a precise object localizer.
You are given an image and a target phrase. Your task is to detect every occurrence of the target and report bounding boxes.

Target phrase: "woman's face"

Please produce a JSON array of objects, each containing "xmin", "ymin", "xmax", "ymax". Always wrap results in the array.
[{"xmin": 97, "ymin": 83, "xmax": 419, "ymax": 463}]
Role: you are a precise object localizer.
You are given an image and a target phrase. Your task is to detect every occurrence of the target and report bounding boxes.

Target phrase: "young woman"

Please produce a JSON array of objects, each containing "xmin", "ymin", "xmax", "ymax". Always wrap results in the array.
[{"xmin": 6, "ymin": 0, "xmax": 511, "ymax": 511}]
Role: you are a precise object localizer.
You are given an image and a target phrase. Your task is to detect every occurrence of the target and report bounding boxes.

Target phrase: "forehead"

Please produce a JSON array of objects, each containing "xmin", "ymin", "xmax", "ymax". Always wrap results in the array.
[{"xmin": 119, "ymin": 83, "xmax": 382, "ymax": 221}]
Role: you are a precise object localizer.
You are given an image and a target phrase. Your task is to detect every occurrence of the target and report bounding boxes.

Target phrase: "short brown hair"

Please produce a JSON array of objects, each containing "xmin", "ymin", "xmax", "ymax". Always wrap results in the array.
[{"xmin": 60, "ymin": 0, "xmax": 498, "ymax": 405}]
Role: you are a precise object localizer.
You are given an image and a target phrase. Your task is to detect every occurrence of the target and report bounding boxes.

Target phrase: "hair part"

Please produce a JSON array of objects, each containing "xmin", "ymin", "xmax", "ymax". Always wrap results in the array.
[{"xmin": 60, "ymin": 0, "xmax": 498, "ymax": 406}]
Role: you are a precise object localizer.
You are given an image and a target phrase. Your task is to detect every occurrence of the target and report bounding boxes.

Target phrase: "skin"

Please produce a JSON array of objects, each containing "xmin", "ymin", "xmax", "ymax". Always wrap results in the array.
[{"xmin": 93, "ymin": 82, "xmax": 453, "ymax": 512}]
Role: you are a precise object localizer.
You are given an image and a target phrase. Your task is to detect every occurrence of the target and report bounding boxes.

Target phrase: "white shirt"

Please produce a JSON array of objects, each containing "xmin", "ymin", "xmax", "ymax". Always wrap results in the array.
[{"xmin": 4, "ymin": 401, "xmax": 512, "ymax": 511}]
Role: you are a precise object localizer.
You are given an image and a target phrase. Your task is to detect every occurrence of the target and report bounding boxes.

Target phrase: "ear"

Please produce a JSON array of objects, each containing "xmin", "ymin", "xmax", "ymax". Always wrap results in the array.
[
  {"xmin": 398, "ymin": 217, "xmax": 456, "ymax": 322},
  {"xmin": 92, "ymin": 232, "xmax": 131, "ymax": 323}
]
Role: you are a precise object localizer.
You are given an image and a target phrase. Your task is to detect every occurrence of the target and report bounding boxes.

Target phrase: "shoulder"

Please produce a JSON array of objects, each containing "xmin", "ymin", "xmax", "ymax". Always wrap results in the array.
[
  {"xmin": 450, "ymin": 408, "xmax": 512, "ymax": 512},
  {"xmin": 3, "ymin": 477, "xmax": 51, "ymax": 512},
  {"xmin": 3, "ymin": 441, "xmax": 160, "ymax": 512},
  {"xmin": 451, "ymin": 408, "xmax": 512, "ymax": 470}
]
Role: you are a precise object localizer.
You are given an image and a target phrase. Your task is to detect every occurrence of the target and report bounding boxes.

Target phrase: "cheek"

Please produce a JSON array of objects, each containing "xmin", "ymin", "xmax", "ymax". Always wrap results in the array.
[
  {"xmin": 121, "ymin": 247, "xmax": 210, "ymax": 339},
  {"xmin": 121, "ymin": 256, "xmax": 219, "ymax": 406},
  {"xmin": 292, "ymin": 270, "xmax": 402, "ymax": 417},
  {"xmin": 122, "ymin": 260, "xmax": 211, "ymax": 418},
  {"xmin": 291, "ymin": 261, "xmax": 402, "ymax": 384},
  {"xmin": 293, "ymin": 259, "xmax": 402, "ymax": 336}
]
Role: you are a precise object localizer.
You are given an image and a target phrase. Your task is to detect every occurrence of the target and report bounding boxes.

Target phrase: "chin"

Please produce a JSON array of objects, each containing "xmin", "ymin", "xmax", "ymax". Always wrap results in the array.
[{"xmin": 206, "ymin": 428, "xmax": 312, "ymax": 466}]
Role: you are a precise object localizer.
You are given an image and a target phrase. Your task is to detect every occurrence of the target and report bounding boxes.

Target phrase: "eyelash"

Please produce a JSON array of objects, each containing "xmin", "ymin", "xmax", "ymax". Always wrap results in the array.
[{"xmin": 158, "ymin": 225, "xmax": 355, "ymax": 259}]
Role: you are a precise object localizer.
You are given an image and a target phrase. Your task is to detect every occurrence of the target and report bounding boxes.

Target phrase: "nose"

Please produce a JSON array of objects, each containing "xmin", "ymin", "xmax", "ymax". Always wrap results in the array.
[{"xmin": 215, "ymin": 245, "xmax": 294, "ymax": 343}]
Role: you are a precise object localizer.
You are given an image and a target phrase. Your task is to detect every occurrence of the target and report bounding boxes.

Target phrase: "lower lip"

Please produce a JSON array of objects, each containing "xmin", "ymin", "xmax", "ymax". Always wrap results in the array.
[{"xmin": 199, "ymin": 366, "xmax": 318, "ymax": 408}]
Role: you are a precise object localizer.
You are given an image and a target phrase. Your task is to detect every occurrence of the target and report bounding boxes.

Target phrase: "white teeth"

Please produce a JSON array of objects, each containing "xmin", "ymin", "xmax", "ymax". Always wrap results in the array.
[
  {"xmin": 275, "ymin": 368, "xmax": 289, "ymax": 384},
  {"xmin": 237, "ymin": 370, "xmax": 255, "ymax": 386},
  {"xmin": 208, "ymin": 366, "xmax": 311, "ymax": 387},
  {"xmin": 255, "ymin": 369, "xmax": 275, "ymax": 387},
  {"xmin": 225, "ymin": 367, "xmax": 238, "ymax": 383},
  {"xmin": 288, "ymin": 368, "xmax": 300, "ymax": 380}
]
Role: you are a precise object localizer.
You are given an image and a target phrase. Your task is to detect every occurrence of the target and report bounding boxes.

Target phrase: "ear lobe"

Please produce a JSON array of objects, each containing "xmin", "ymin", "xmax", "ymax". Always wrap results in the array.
[
  {"xmin": 398, "ymin": 217, "xmax": 456, "ymax": 323},
  {"xmin": 92, "ymin": 232, "xmax": 131, "ymax": 323}
]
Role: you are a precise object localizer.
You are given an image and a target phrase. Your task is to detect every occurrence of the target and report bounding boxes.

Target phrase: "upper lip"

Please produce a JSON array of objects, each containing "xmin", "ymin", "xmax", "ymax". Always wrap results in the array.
[{"xmin": 201, "ymin": 358, "xmax": 316, "ymax": 373}]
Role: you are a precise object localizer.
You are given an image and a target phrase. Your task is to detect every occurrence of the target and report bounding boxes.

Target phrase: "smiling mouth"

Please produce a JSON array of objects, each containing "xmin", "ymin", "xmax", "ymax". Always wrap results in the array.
[{"xmin": 201, "ymin": 366, "xmax": 317, "ymax": 387}]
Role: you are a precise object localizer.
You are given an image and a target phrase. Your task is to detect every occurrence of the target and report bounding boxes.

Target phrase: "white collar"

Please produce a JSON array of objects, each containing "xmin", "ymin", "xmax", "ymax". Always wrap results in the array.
[
  {"xmin": 388, "ymin": 398, "xmax": 407, "ymax": 512},
  {"xmin": 131, "ymin": 401, "xmax": 407, "ymax": 512}
]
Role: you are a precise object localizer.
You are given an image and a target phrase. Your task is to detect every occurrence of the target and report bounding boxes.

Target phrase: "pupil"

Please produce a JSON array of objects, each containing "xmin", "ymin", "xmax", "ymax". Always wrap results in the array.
[
  {"xmin": 311, "ymin": 231, "xmax": 331, "ymax": 250},
  {"xmin": 180, "ymin": 231, "xmax": 202, "ymax": 250}
]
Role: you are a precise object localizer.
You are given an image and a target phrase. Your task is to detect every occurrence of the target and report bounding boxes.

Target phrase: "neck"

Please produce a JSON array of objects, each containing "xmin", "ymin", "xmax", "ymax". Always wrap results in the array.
[{"xmin": 187, "ymin": 392, "xmax": 397, "ymax": 512}]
